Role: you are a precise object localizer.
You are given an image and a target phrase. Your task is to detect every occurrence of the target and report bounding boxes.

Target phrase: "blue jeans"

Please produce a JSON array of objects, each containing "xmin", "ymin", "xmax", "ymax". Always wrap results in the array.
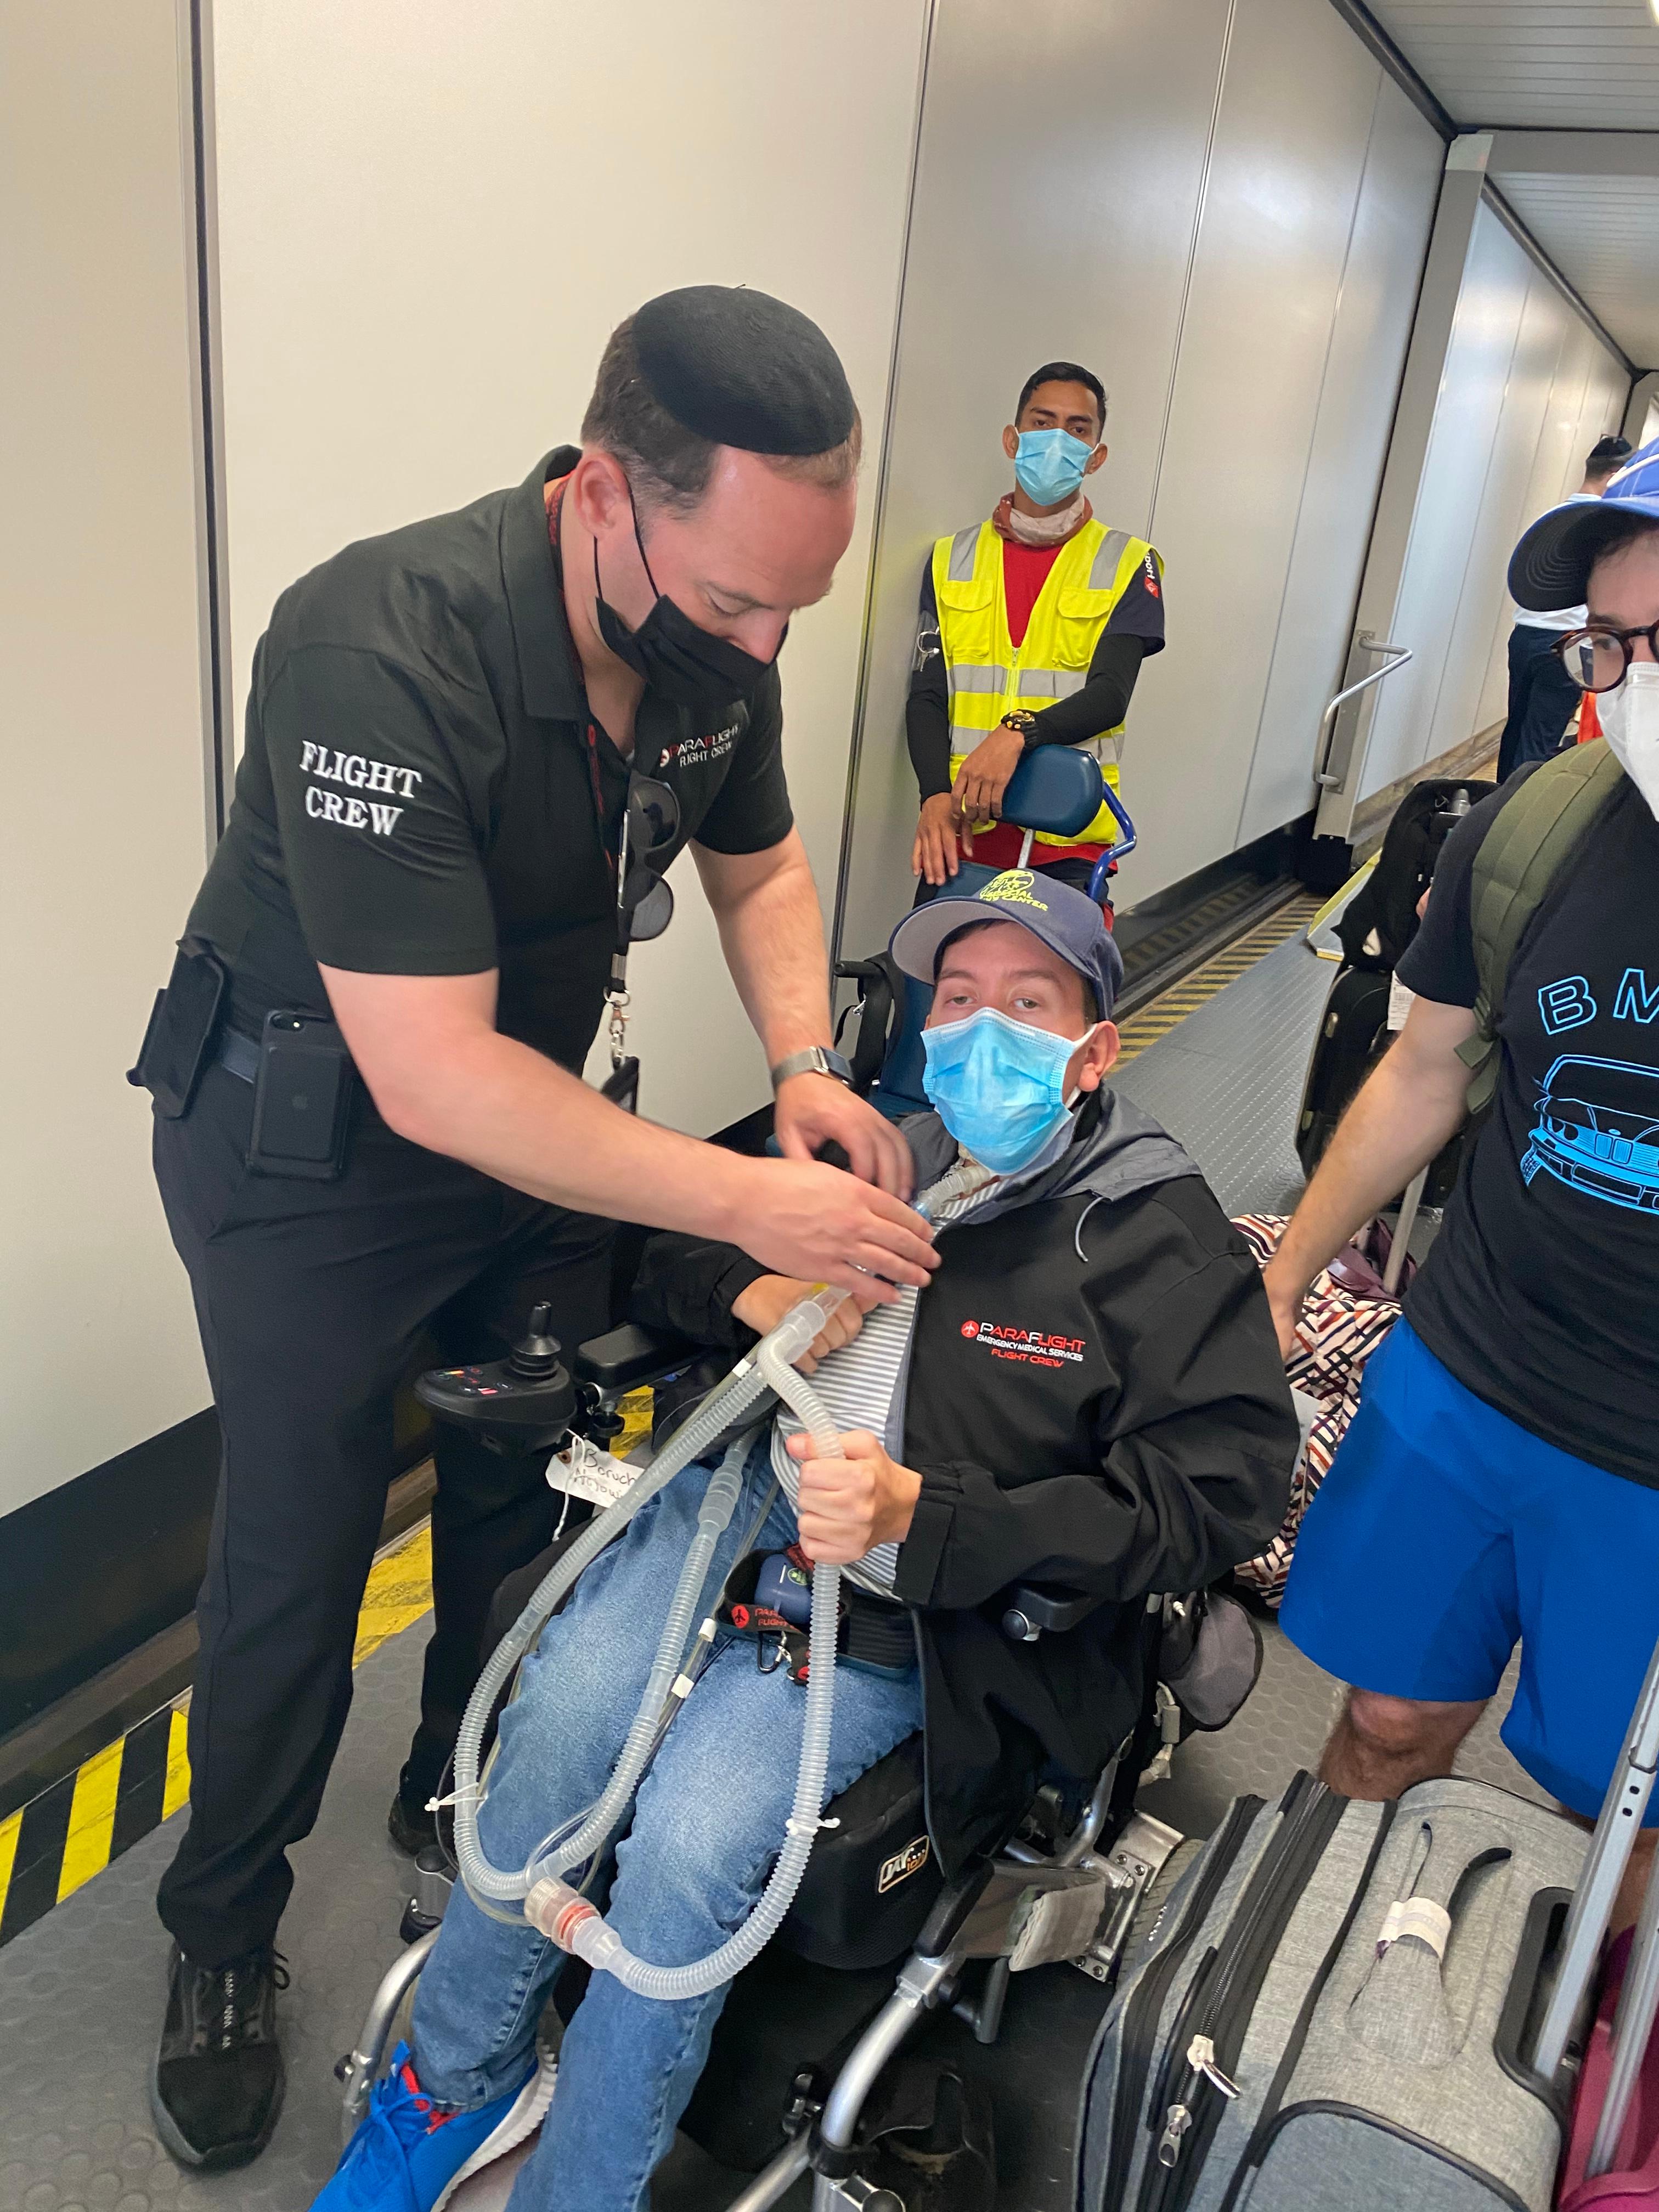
[{"xmin": 411, "ymin": 1436, "xmax": 923, "ymax": 2212}]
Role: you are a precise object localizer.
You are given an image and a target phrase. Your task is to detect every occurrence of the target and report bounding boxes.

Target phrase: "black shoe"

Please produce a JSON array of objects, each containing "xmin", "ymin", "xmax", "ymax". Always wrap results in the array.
[
  {"xmin": 388, "ymin": 1786, "xmax": 438, "ymax": 1858},
  {"xmin": 150, "ymin": 1944, "xmax": 287, "ymax": 2170}
]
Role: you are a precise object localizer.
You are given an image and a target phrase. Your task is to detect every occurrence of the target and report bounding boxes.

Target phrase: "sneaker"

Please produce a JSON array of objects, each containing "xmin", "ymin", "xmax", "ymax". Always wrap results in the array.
[
  {"xmin": 150, "ymin": 1943, "xmax": 288, "ymax": 2170},
  {"xmin": 314, "ymin": 2043, "xmax": 556, "ymax": 2212},
  {"xmin": 388, "ymin": 1788, "xmax": 439, "ymax": 1858}
]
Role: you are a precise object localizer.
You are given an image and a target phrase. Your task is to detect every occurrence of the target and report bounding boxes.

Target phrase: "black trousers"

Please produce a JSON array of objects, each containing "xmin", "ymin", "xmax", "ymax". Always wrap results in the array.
[
  {"xmin": 1497, "ymin": 623, "xmax": 1579, "ymax": 782},
  {"xmin": 151, "ymin": 1062, "xmax": 614, "ymax": 1965}
]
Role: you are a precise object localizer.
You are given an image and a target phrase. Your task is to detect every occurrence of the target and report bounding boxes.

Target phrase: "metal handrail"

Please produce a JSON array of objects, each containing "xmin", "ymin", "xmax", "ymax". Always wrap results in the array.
[{"xmin": 1314, "ymin": 644, "xmax": 1413, "ymax": 788}]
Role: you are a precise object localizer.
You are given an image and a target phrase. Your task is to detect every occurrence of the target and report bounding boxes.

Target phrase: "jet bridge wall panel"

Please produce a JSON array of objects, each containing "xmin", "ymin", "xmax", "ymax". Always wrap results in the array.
[
  {"xmin": 833, "ymin": 0, "xmax": 1234, "ymax": 959},
  {"xmin": 1359, "ymin": 198, "xmax": 1627, "ymax": 803},
  {"xmin": 1235, "ymin": 76, "xmax": 1446, "ymax": 848},
  {"xmin": 1, "ymin": 1, "xmax": 211, "ymax": 1519},
  {"xmin": 837, "ymin": 0, "xmax": 1444, "ymax": 959}
]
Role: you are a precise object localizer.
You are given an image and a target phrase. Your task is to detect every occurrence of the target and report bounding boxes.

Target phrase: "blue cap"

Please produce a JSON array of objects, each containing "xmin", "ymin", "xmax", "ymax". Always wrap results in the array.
[
  {"xmin": 889, "ymin": 870, "xmax": 1124, "ymax": 1019},
  {"xmin": 1509, "ymin": 438, "xmax": 1659, "ymax": 611}
]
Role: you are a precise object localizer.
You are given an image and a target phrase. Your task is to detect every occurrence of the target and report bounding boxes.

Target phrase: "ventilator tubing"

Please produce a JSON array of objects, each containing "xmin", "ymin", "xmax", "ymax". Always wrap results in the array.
[
  {"xmin": 452, "ymin": 1156, "xmax": 995, "ymax": 1997},
  {"xmin": 449, "ymin": 1281, "xmax": 849, "ymax": 1916}
]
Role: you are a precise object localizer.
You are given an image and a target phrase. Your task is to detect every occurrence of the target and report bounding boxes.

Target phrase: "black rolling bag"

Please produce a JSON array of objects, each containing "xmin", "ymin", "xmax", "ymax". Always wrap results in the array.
[{"xmin": 1296, "ymin": 776, "xmax": 1492, "ymax": 1200}]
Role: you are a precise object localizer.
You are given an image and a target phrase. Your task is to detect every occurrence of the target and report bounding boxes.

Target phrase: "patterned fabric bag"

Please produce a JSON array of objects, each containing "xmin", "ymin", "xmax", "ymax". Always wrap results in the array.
[{"xmin": 1231, "ymin": 1212, "xmax": 1402, "ymax": 1606}]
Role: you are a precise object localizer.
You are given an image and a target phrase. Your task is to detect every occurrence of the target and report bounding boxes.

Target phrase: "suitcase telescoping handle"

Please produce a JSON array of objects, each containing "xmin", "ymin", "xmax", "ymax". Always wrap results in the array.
[{"xmin": 1534, "ymin": 1633, "xmax": 1659, "ymax": 2174}]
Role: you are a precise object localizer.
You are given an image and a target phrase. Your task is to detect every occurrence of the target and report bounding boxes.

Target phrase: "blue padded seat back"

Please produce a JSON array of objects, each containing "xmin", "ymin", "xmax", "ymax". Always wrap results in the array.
[
  {"xmin": 869, "ymin": 867, "xmax": 997, "ymax": 1121},
  {"xmin": 996, "ymin": 745, "xmax": 1105, "ymax": 839}
]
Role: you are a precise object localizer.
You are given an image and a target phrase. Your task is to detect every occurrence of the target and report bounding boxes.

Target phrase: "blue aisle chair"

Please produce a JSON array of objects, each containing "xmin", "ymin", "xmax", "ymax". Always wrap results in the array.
[{"xmin": 839, "ymin": 749, "xmax": 1137, "ymax": 1121}]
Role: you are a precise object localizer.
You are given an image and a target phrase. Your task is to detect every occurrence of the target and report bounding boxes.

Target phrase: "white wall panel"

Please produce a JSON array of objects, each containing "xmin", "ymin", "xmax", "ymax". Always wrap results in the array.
[
  {"xmin": 1362, "ymin": 203, "xmax": 1531, "ymax": 795},
  {"xmin": 211, "ymin": 0, "xmax": 928, "ymax": 1138},
  {"xmin": 839, "ymin": 0, "xmax": 1444, "ymax": 954},
  {"xmin": 1360, "ymin": 199, "xmax": 1626, "ymax": 802},
  {"xmin": 1237, "ymin": 77, "xmax": 1444, "ymax": 846},
  {"xmin": 1, "ymin": 2, "xmax": 211, "ymax": 1515},
  {"xmin": 1136, "ymin": 0, "xmax": 1407, "ymax": 895},
  {"xmin": 835, "ymin": 0, "xmax": 1234, "ymax": 956},
  {"xmin": 1430, "ymin": 263, "xmax": 1570, "ymax": 763}
]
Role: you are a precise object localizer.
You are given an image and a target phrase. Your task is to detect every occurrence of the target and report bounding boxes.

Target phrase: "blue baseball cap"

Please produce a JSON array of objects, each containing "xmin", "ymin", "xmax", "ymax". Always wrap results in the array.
[
  {"xmin": 890, "ymin": 869, "xmax": 1124, "ymax": 1019},
  {"xmin": 1509, "ymin": 438, "xmax": 1659, "ymax": 611}
]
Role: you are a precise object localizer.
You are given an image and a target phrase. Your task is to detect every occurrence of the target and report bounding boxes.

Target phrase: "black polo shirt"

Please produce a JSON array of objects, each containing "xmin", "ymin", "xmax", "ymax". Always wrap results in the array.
[{"xmin": 187, "ymin": 448, "xmax": 794, "ymax": 1072}]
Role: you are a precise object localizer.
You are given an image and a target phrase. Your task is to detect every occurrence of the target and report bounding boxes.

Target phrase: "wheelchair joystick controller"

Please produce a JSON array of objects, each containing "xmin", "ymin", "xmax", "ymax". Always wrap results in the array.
[{"xmin": 415, "ymin": 1302, "xmax": 578, "ymax": 1453}]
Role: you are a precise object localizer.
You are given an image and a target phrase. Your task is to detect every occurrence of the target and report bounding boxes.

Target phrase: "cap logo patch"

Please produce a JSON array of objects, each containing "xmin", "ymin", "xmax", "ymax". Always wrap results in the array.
[{"xmin": 981, "ymin": 870, "xmax": 1049, "ymax": 912}]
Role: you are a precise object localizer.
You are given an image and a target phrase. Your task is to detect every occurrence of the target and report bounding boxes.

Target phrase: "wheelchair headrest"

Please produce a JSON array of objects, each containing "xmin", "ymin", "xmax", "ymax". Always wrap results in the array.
[{"xmin": 998, "ymin": 746, "xmax": 1105, "ymax": 839}]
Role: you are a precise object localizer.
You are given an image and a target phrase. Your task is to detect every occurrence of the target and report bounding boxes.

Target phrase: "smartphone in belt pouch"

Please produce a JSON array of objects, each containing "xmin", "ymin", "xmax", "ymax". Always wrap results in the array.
[
  {"xmin": 247, "ymin": 1010, "xmax": 354, "ymax": 1178},
  {"xmin": 128, "ymin": 942, "xmax": 228, "ymax": 1118}
]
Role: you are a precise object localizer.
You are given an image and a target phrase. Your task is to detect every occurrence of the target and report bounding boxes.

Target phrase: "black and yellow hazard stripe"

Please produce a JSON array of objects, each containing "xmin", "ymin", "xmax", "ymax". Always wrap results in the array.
[
  {"xmin": 1115, "ymin": 894, "xmax": 1321, "ymax": 1065},
  {"xmin": 0, "ymin": 1391, "xmax": 657, "ymax": 1948}
]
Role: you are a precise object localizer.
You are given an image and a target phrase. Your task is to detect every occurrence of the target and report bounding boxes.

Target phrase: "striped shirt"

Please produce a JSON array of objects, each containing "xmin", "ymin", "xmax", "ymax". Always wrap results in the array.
[{"xmin": 770, "ymin": 1181, "xmax": 994, "ymax": 1598}]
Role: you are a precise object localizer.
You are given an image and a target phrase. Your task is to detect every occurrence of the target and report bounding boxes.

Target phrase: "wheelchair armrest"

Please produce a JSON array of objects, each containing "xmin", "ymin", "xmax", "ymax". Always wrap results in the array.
[
  {"xmin": 573, "ymin": 1321, "xmax": 701, "ymax": 1393},
  {"xmin": 1001, "ymin": 1583, "xmax": 1103, "ymax": 1639}
]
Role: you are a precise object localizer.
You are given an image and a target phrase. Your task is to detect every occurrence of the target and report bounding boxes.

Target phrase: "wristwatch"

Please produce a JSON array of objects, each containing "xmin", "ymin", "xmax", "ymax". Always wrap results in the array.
[
  {"xmin": 770, "ymin": 1045, "xmax": 854, "ymax": 1092},
  {"xmin": 1002, "ymin": 710, "xmax": 1040, "ymax": 741}
]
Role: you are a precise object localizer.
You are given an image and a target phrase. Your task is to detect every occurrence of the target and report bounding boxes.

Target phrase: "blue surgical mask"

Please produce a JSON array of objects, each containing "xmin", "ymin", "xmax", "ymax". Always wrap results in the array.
[
  {"xmin": 1013, "ymin": 427, "xmax": 1093, "ymax": 509},
  {"xmin": 922, "ymin": 1006, "xmax": 1097, "ymax": 1176}
]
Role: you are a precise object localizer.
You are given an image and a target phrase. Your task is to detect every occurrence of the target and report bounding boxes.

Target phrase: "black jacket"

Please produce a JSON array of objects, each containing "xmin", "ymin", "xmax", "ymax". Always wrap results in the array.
[{"xmin": 633, "ymin": 1092, "xmax": 1296, "ymax": 1876}]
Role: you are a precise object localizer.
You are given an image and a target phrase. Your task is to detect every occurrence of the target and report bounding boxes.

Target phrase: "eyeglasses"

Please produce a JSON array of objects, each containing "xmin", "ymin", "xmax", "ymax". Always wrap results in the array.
[
  {"xmin": 618, "ymin": 775, "xmax": 679, "ymax": 943},
  {"xmin": 1551, "ymin": 623, "xmax": 1659, "ymax": 694}
]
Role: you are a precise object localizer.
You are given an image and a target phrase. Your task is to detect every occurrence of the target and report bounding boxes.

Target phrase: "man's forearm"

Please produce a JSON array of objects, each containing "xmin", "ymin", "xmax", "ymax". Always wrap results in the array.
[
  {"xmin": 1267, "ymin": 1025, "xmax": 1470, "ymax": 1302},
  {"xmin": 699, "ymin": 833, "xmax": 834, "ymax": 1066},
  {"xmin": 399, "ymin": 1026, "xmax": 752, "ymax": 1237}
]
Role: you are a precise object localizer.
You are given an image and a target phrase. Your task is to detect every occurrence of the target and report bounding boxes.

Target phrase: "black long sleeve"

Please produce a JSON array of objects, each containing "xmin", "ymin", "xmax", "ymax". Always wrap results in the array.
[
  {"xmin": 629, "ymin": 1231, "xmax": 768, "ymax": 1350},
  {"xmin": 905, "ymin": 565, "xmax": 952, "ymax": 799}
]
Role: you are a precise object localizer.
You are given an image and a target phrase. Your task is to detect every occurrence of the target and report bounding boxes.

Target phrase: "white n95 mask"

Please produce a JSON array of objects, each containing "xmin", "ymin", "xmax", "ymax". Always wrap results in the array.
[{"xmin": 1599, "ymin": 663, "xmax": 1659, "ymax": 822}]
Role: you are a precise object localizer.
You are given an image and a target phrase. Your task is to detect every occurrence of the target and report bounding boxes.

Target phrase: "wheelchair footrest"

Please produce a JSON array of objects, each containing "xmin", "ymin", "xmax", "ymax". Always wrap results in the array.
[{"xmin": 1007, "ymin": 1868, "xmax": 1113, "ymax": 1972}]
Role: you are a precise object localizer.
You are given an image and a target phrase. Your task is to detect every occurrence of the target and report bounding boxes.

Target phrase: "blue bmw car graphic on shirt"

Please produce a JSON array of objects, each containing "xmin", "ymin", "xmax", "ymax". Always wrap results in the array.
[{"xmin": 1523, "ymin": 1056, "xmax": 1659, "ymax": 1212}]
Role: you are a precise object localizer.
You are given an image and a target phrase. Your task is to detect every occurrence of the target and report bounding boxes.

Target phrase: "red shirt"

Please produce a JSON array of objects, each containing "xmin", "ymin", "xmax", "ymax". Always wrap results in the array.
[{"xmin": 965, "ymin": 538, "xmax": 1096, "ymax": 871}]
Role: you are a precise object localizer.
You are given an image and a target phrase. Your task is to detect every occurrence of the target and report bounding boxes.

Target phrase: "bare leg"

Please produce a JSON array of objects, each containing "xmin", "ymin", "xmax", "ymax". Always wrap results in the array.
[{"xmin": 1319, "ymin": 1689, "xmax": 1489, "ymax": 1800}]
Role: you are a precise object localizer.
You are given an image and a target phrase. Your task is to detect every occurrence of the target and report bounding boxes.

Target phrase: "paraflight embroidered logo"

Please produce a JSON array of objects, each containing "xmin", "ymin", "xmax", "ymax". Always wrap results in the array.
[
  {"xmin": 960, "ymin": 1318, "xmax": 1087, "ymax": 1368},
  {"xmin": 981, "ymin": 870, "xmax": 1051, "ymax": 912}
]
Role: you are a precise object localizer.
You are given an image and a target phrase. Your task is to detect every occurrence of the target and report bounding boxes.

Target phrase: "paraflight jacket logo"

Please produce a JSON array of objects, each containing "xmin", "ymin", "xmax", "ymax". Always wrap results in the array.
[{"xmin": 960, "ymin": 1318, "xmax": 1087, "ymax": 1367}]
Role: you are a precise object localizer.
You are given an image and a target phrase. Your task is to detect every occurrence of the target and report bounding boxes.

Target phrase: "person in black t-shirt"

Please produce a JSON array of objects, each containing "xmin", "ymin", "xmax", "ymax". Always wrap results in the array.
[
  {"xmin": 139, "ymin": 288, "xmax": 943, "ymax": 2173},
  {"xmin": 1268, "ymin": 443, "xmax": 1659, "ymax": 1932}
]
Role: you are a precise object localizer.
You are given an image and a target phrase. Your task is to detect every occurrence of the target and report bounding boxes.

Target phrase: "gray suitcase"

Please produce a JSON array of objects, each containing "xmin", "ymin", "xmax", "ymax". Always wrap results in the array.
[{"xmin": 1075, "ymin": 1769, "xmax": 1592, "ymax": 2211}]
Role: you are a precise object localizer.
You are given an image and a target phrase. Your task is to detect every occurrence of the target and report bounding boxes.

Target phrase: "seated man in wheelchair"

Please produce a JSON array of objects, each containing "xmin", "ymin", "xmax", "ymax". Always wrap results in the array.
[{"xmin": 317, "ymin": 870, "xmax": 1296, "ymax": 2212}]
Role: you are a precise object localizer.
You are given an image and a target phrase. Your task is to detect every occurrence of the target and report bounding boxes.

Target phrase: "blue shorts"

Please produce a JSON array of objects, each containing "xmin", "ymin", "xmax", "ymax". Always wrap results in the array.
[{"xmin": 1280, "ymin": 1319, "xmax": 1659, "ymax": 1823}]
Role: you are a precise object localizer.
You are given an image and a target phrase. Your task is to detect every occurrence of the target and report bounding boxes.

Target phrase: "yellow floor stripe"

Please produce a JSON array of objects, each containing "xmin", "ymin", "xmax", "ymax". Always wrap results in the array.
[
  {"xmin": 352, "ymin": 1524, "xmax": 436, "ymax": 1669},
  {"xmin": 0, "ymin": 1811, "xmax": 20, "ymax": 1910},
  {"xmin": 1116, "ymin": 895, "xmax": 1321, "ymax": 1066},
  {"xmin": 55, "ymin": 1738, "xmax": 125, "ymax": 1903},
  {"xmin": 162, "ymin": 1706, "xmax": 191, "ymax": 1821}
]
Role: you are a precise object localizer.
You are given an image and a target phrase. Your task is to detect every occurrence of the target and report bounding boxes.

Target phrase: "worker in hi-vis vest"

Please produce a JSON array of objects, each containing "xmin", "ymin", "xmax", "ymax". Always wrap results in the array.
[{"xmin": 906, "ymin": 360, "xmax": 1165, "ymax": 896}]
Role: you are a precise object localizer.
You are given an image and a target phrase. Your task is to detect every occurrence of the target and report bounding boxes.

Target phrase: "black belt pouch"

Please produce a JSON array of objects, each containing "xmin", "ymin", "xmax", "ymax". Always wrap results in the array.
[
  {"xmin": 128, "ymin": 941, "xmax": 229, "ymax": 1119},
  {"xmin": 246, "ymin": 1009, "xmax": 355, "ymax": 1181}
]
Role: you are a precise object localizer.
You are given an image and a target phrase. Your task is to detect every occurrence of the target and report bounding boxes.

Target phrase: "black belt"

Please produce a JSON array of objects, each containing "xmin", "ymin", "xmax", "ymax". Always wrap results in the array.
[{"xmin": 215, "ymin": 1026, "xmax": 262, "ymax": 1084}]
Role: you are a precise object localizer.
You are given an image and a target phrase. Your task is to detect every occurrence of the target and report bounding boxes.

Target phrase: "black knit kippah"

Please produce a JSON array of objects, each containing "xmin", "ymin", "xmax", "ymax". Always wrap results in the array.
[{"xmin": 632, "ymin": 285, "xmax": 855, "ymax": 456}]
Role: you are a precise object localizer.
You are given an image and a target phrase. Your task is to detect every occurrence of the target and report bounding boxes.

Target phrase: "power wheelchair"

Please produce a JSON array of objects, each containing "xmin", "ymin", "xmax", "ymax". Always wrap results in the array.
[{"xmin": 336, "ymin": 747, "xmax": 1240, "ymax": 2210}]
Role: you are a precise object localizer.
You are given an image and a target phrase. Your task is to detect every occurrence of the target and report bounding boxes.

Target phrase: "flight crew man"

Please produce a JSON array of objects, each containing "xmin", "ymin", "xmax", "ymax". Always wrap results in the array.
[
  {"xmin": 907, "ymin": 361, "xmax": 1165, "ymax": 894},
  {"xmin": 134, "ymin": 286, "xmax": 938, "ymax": 2172}
]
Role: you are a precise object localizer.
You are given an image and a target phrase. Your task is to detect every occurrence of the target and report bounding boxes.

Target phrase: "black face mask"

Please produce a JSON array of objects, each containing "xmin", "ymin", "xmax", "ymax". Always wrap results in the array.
[{"xmin": 591, "ymin": 486, "xmax": 782, "ymax": 713}]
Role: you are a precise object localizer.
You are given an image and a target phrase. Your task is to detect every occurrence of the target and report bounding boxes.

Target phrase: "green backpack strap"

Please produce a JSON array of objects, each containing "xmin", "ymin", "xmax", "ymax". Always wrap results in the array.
[{"xmin": 1457, "ymin": 741, "xmax": 1626, "ymax": 1113}]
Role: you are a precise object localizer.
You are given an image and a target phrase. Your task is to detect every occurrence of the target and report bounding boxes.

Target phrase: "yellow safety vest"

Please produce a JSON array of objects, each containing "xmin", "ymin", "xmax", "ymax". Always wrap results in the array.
[{"xmin": 934, "ymin": 516, "xmax": 1158, "ymax": 850}]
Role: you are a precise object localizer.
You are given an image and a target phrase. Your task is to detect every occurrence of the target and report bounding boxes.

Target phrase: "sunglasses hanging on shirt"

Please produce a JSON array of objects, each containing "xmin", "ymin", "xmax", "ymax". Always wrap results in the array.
[{"xmin": 602, "ymin": 774, "xmax": 682, "ymax": 1114}]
